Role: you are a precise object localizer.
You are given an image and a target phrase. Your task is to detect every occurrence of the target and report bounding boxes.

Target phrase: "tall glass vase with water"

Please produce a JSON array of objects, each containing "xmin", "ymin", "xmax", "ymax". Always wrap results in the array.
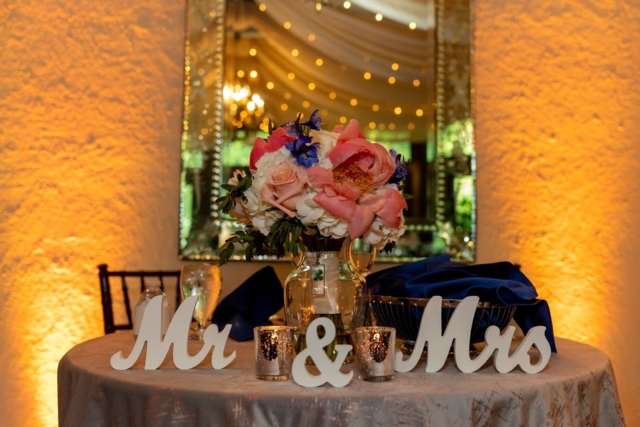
[
  {"xmin": 284, "ymin": 239, "xmax": 366, "ymax": 364},
  {"xmin": 180, "ymin": 263, "xmax": 223, "ymax": 340}
]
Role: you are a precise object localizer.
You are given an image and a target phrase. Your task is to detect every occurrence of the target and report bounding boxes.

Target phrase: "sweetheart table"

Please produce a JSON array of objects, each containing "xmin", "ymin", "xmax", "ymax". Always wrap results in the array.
[{"xmin": 58, "ymin": 333, "xmax": 624, "ymax": 427}]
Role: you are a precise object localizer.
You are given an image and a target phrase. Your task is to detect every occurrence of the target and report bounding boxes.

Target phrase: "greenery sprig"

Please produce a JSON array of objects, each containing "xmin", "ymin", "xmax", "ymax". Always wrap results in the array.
[
  {"xmin": 215, "ymin": 167, "xmax": 252, "ymax": 214},
  {"xmin": 217, "ymin": 216, "xmax": 310, "ymax": 265},
  {"xmin": 265, "ymin": 217, "xmax": 306, "ymax": 259}
]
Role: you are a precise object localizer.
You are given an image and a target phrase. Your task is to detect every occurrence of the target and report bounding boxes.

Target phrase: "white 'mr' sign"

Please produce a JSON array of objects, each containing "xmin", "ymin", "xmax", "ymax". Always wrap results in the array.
[{"xmin": 110, "ymin": 296, "xmax": 236, "ymax": 370}]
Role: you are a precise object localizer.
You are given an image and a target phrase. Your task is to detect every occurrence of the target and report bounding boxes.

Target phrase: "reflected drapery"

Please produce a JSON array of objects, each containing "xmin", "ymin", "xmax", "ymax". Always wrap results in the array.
[
  {"xmin": 350, "ymin": 0, "xmax": 435, "ymax": 30},
  {"xmin": 224, "ymin": 0, "xmax": 434, "ymax": 139}
]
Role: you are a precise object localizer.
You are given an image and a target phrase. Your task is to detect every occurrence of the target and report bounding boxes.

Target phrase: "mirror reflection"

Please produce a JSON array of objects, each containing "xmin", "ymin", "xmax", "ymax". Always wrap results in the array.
[{"xmin": 179, "ymin": 0, "xmax": 475, "ymax": 262}]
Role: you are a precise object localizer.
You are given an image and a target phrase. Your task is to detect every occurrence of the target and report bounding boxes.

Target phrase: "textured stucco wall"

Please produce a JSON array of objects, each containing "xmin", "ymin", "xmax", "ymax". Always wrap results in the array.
[
  {"xmin": 0, "ymin": 1, "xmax": 186, "ymax": 425},
  {"xmin": 1, "ymin": 0, "xmax": 639, "ymax": 426},
  {"xmin": 475, "ymin": 0, "xmax": 640, "ymax": 426}
]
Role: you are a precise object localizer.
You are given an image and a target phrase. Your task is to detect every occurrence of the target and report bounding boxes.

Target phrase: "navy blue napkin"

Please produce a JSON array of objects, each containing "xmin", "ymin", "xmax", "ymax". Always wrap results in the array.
[
  {"xmin": 212, "ymin": 266, "xmax": 284, "ymax": 342},
  {"xmin": 367, "ymin": 256, "xmax": 557, "ymax": 352}
]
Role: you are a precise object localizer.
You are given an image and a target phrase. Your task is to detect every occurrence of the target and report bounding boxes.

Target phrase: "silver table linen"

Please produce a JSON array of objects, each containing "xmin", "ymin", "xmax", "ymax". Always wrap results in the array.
[{"xmin": 58, "ymin": 334, "xmax": 625, "ymax": 427}]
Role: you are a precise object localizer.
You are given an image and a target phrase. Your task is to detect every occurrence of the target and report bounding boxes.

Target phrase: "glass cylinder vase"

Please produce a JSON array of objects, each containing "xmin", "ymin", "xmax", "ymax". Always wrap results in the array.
[{"xmin": 284, "ymin": 239, "xmax": 366, "ymax": 364}]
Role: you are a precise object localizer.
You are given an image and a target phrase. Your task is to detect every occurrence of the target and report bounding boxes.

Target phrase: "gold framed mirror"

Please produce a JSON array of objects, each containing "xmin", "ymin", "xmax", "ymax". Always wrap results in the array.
[{"xmin": 179, "ymin": 0, "xmax": 475, "ymax": 262}]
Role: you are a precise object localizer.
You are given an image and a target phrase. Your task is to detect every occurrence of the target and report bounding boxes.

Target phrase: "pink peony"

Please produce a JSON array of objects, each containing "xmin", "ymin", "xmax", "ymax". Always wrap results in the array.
[
  {"xmin": 261, "ymin": 161, "xmax": 307, "ymax": 217},
  {"xmin": 307, "ymin": 120, "xmax": 405, "ymax": 238},
  {"xmin": 358, "ymin": 187, "xmax": 407, "ymax": 229},
  {"xmin": 327, "ymin": 121, "xmax": 395, "ymax": 188},
  {"xmin": 249, "ymin": 128, "xmax": 295, "ymax": 169}
]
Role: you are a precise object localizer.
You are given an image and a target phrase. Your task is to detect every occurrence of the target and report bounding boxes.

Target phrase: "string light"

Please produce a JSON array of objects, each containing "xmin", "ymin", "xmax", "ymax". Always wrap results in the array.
[
  {"xmin": 284, "ymin": 92, "xmax": 292, "ymax": 100},
  {"xmin": 329, "ymin": 92, "xmax": 337, "ymax": 99},
  {"xmin": 259, "ymin": 4, "xmax": 266, "ymax": 12},
  {"xmin": 316, "ymin": 58, "xmax": 323, "ymax": 66},
  {"xmin": 343, "ymin": 1, "xmax": 351, "ymax": 9},
  {"xmin": 302, "ymin": 101, "xmax": 310, "ymax": 108},
  {"xmin": 408, "ymin": 123, "xmax": 415, "ymax": 130},
  {"xmin": 378, "ymin": 123, "xmax": 386, "ymax": 130},
  {"xmin": 237, "ymin": 70, "xmax": 245, "ymax": 78},
  {"xmin": 266, "ymin": 82, "xmax": 274, "ymax": 89},
  {"xmin": 363, "ymin": 72, "xmax": 371, "ymax": 80},
  {"xmin": 368, "ymin": 122, "xmax": 376, "ymax": 129},
  {"xmin": 308, "ymin": 83, "xmax": 316, "ymax": 90},
  {"xmin": 409, "ymin": 22, "xmax": 417, "ymax": 30},
  {"xmin": 249, "ymin": 70, "xmax": 258, "ymax": 78},
  {"xmin": 340, "ymin": 116, "xmax": 347, "ymax": 123},
  {"xmin": 249, "ymin": 48, "xmax": 257, "ymax": 56},
  {"xmin": 316, "ymin": 3, "xmax": 322, "ymax": 11},
  {"xmin": 388, "ymin": 123, "xmax": 396, "ymax": 130},
  {"xmin": 308, "ymin": 34, "xmax": 316, "ymax": 41},
  {"xmin": 416, "ymin": 109, "xmax": 424, "ymax": 117},
  {"xmin": 350, "ymin": 98, "xmax": 358, "ymax": 106},
  {"xmin": 284, "ymin": 22, "xmax": 291, "ymax": 29},
  {"xmin": 375, "ymin": 14, "xmax": 383, "ymax": 21},
  {"xmin": 281, "ymin": 104, "xmax": 289, "ymax": 111},
  {"xmin": 287, "ymin": 73, "xmax": 295, "ymax": 80},
  {"xmin": 413, "ymin": 79, "xmax": 420, "ymax": 87},
  {"xmin": 394, "ymin": 107, "xmax": 402, "ymax": 115},
  {"xmin": 388, "ymin": 76, "xmax": 396, "ymax": 84},
  {"xmin": 391, "ymin": 63, "xmax": 399, "ymax": 71},
  {"xmin": 372, "ymin": 104, "xmax": 379, "ymax": 111}
]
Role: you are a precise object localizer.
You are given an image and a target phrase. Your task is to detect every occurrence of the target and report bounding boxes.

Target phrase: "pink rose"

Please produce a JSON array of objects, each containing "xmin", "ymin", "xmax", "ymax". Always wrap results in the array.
[
  {"xmin": 249, "ymin": 128, "xmax": 295, "ymax": 169},
  {"xmin": 261, "ymin": 162, "xmax": 307, "ymax": 217}
]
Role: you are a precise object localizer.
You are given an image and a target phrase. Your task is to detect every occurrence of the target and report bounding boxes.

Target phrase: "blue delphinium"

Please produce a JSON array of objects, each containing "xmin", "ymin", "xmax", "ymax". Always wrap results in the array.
[
  {"xmin": 286, "ymin": 134, "xmax": 319, "ymax": 168},
  {"xmin": 306, "ymin": 109, "xmax": 322, "ymax": 131},
  {"xmin": 388, "ymin": 149, "xmax": 409, "ymax": 185},
  {"xmin": 281, "ymin": 110, "xmax": 322, "ymax": 168}
]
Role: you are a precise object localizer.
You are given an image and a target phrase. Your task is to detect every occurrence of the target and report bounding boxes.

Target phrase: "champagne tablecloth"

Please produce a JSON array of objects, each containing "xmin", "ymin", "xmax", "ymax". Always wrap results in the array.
[{"xmin": 58, "ymin": 333, "xmax": 625, "ymax": 426}]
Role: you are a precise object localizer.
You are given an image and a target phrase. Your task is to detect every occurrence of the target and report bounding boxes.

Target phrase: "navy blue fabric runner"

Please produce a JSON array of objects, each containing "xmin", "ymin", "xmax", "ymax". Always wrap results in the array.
[
  {"xmin": 212, "ymin": 266, "xmax": 284, "ymax": 342},
  {"xmin": 367, "ymin": 256, "xmax": 557, "ymax": 352}
]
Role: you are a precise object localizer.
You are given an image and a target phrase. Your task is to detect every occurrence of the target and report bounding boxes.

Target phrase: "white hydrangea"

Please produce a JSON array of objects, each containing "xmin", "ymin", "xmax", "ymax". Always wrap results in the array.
[
  {"xmin": 318, "ymin": 215, "xmax": 349, "ymax": 239},
  {"xmin": 295, "ymin": 191, "xmax": 348, "ymax": 239},
  {"xmin": 296, "ymin": 192, "xmax": 325, "ymax": 225},
  {"xmin": 252, "ymin": 208, "xmax": 283, "ymax": 236},
  {"xmin": 363, "ymin": 217, "xmax": 405, "ymax": 246}
]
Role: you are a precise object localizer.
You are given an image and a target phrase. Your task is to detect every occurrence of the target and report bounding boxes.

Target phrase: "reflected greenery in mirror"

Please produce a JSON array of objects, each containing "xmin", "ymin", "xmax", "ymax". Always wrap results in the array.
[{"xmin": 179, "ymin": 0, "xmax": 475, "ymax": 262}]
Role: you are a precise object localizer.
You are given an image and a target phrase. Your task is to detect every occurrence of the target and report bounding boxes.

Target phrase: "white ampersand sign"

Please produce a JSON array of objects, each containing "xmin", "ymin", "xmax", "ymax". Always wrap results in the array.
[{"xmin": 291, "ymin": 317, "xmax": 353, "ymax": 387}]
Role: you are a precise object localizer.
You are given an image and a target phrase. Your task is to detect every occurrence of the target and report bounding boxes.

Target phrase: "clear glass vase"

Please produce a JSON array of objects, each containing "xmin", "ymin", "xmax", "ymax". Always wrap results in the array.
[{"xmin": 284, "ymin": 239, "xmax": 366, "ymax": 363}]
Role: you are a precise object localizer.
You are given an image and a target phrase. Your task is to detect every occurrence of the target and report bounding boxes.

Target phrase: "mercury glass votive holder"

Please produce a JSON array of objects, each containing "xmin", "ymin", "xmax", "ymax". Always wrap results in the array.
[
  {"xmin": 355, "ymin": 326, "xmax": 396, "ymax": 382},
  {"xmin": 254, "ymin": 326, "xmax": 294, "ymax": 381}
]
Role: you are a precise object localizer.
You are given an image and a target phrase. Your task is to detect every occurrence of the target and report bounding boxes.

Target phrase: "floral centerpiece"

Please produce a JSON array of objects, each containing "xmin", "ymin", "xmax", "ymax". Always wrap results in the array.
[
  {"xmin": 217, "ymin": 109, "xmax": 408, "ymax": 362},
  {"xmin": 217, "ymin": 110, "xmax": 408, "ymax": 263}
]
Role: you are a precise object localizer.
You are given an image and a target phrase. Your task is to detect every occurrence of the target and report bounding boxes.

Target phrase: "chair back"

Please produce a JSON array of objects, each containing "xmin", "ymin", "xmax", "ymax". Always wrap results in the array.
[{"xmin": 98, "ymin": 264, "xmax": 181, "ymax": 334}]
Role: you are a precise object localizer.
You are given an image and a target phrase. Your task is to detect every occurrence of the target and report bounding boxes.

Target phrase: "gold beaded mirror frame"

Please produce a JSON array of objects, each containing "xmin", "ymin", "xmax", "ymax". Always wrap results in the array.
[{"xmin": 178, "ymin": 0, "xmax": 475, "ymax": 262}]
